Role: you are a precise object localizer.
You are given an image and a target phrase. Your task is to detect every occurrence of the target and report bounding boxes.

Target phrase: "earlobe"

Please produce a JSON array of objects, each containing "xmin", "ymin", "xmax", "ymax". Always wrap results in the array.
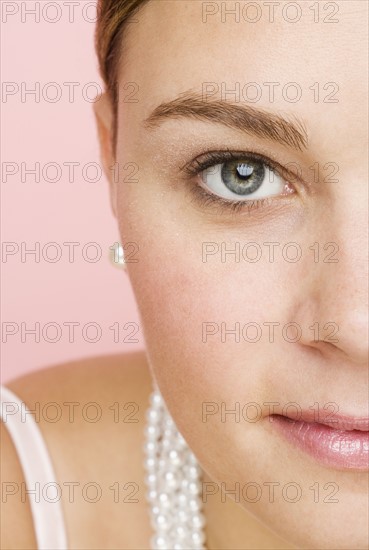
[{"xmin": 93, "ymin": 93, "xmax": 117, "ymax": 218}]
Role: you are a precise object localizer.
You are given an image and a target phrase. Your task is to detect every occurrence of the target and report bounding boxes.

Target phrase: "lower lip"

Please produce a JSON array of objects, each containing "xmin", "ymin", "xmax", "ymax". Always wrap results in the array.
[{"xmin": 270, "ymin": 415, "xmax": 369, "ymax": 471}]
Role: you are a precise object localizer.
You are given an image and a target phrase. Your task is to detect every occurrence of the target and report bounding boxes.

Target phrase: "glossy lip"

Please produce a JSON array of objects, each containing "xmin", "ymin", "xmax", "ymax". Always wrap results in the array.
[
  {"xmin": 270, "ymin": 413, "xmax": 369, "ymax": 471},
  {"xmin": 271, "ymin": 410, "xmax": 369, "ymax": 431}
]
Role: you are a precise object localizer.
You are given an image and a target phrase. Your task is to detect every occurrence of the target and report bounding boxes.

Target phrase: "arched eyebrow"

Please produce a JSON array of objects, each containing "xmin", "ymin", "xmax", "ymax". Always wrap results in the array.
[{"xmin": 143, "ymin": 91, "xmax": 308, "ymax": 152}]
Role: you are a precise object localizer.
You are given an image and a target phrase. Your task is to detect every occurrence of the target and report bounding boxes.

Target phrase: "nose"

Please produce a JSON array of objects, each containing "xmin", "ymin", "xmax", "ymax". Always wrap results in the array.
[{"xmin": 293, "ymin": 216, "xmax": 368, "ymax": 367}]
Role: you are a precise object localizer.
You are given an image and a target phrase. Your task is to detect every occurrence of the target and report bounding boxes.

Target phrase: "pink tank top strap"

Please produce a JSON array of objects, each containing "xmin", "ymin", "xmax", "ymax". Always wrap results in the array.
[{"xmin": 0, "ymin": 385, "xmax": 68, "ymax": 550}]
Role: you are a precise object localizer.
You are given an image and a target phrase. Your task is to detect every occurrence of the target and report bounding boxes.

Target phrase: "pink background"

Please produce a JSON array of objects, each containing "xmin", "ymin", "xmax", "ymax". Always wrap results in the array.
[{"xmin": 1, "ymin": 1, "xmax": 144, "ymax": 383}]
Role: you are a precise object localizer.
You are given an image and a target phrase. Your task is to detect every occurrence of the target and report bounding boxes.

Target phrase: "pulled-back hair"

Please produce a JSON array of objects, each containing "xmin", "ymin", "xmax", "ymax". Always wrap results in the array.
[{"xmin": 95, "ymin": 0, "xmax": 149, "ymax": 149}]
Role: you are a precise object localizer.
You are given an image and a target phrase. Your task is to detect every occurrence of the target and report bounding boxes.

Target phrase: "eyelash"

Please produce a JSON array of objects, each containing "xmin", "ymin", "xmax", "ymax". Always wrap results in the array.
[{"xmin": 182, "ymin": 150, "xmax": 296, "ymax": 214}]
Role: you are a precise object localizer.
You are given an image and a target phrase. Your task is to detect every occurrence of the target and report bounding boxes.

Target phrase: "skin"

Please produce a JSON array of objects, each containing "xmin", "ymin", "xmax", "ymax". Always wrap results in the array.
[
  {"xmin": 97, "ymin": 0, "xmax": 369, "ymax": 548},
  {"xmin": 1, "ymin": 353, "xmax": 154, "ymax": 550},
  {"xmin": 1, "ymin": 1, "xmax": 368, "ymax": 549}
]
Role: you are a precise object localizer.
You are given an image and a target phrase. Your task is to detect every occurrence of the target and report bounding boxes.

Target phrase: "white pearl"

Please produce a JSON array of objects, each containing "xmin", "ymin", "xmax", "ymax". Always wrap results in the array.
[
  {"xmin": 191, "ymin": 513, "xmax": 205, "ymax": 529},
  {"xmin": 175, "ymin": 525, "xmax": 189, "ymax": 540},
  {"xmin": 168, "ymin": 449, "xmax": 181, "ymax": 466},
  {"xmin": 144, "ymin": 457, "xmax": 157, "ymax": 472},
  {"xmin": 186, "ymin": 465, "xmax": 202, "ymax": 479},
  {"xmin": 164, "ymin": 415, "xmax": 175, "ymax": 429},
  {"xmin": 191, "ymin": 529, "xmax": 206, "ymax": 545},
  {"xmin": 163, "ymin": 427, "xmax": 176, "ymax": 439},
  {"xmin": 151, "ymin": 514, "xmax": 172, "ymax": 532},
  {"xmin": 177, "ymin": 509, "xmax": 189, "ymax": 523},
  {"xmin": 147, "ymin": 489, "xmax": 158, "ymax": 502},
  {"xmin": 145, "ymin": 424, "xmax": 161, "ymax": 440},
  {"xmin": 145, "ymin": 473, "xmax": 157, "ymax": 488},
  {"xmin": 163, "ymin": 471, "xmax": 178, "ymax": 490},
  {"xmin": 158, "ymin": 458, "xmax": 176, "ymax": 474},
  {"xmin": 147, "ymin": 408, "xmax": 161, "ymax": 423},
  {"xmin": 188, "ymin": 497, "xmax": 201, "ymax": 512},
  {"xmin": 150, "ymin": 535, "xmax": 169, "ymax": 550},
  {"xmin": 143, "ymin": 440, "xmax": 157, "ymax": 456},
  {"xmin": 150, "ymin": 392, "xmax": 163, "ymax": 408},
  {"xmin": 176, "ymin": 433, "xmax": 187, "ymax": 447},
  {"xmin": 144, "ymin": 388, "xmax": 207, "ymax": 550},
  {"xmin": 177, "ymin": 493, "xmax": 188, "ymax": 507},
  {"xmin": 187, "ymin": 481, "xmax": 201, "ymax": 496},
  {"xmin": 158, "ymin": 492, "xmax": 171, "ymax": 508},
  {"xmin": 161, "ymin": 437, "xmax": 172, "ymax": 451}
]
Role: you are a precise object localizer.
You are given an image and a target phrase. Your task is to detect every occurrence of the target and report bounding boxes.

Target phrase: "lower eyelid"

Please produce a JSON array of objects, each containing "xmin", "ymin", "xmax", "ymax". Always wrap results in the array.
[{"xmin": 189, "ymin": 180, "xmax": 285, "ymax": 215}]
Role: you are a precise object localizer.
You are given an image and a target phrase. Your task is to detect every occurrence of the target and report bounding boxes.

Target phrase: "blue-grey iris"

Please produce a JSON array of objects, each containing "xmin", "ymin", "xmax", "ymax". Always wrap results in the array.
[{"xmin": 221, "ymin": 160, "xmax": 265, "ymax": 195}]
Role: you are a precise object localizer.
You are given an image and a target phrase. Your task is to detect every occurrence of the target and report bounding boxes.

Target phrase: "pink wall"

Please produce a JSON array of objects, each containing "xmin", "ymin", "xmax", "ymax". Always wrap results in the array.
[{"xmin": 1, "ymin": 2, "xmax": 144, "ymax": 383}]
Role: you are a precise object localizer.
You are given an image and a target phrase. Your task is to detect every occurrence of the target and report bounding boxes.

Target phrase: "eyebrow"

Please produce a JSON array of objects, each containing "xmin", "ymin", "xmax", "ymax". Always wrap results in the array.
[{"xmin": 143, "ymin": 91, "xmax": 308, "ymax": 151}]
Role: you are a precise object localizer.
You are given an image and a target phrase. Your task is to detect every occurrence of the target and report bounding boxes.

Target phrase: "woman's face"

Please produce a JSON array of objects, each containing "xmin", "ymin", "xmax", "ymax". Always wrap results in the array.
[{"xmin": 99, "ymin": 1, "xmax": 368, "ymax": 548}]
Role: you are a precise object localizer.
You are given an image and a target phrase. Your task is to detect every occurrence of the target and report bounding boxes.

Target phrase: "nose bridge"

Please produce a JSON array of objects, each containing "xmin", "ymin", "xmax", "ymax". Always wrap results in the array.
[{"xmin": 332, "ymin": 186, "xmax": 369, "ymax": 316}]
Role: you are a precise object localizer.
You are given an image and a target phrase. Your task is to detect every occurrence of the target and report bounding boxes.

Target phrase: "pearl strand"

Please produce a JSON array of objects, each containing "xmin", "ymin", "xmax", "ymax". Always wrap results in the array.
[{"xmin": 144, "ymin": 388, "xmax": 207, "ymax": 550}]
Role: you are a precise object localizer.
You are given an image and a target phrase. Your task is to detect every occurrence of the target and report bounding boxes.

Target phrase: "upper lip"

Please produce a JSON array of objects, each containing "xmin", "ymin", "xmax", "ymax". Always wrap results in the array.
[{"xmin": 272, "ymin": 411, "xmax": 369, "ymax": 431}]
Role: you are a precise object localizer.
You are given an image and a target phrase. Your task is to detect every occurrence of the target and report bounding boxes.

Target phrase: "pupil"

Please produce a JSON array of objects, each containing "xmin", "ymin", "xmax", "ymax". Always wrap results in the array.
[
  {"xmin": 237, "ymin": 163, "xmax": 254, "ymax": 178},
  {"xmin": 221, "ymin": 160, "xmax": 265, "ymax": 195}
]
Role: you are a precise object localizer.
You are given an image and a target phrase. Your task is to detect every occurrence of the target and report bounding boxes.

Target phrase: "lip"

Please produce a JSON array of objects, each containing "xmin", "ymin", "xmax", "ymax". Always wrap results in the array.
[
  {"xmin": 273, "ymin": 410, "xmax": 369, "ymax": 431},
  {"xmin": 270, "ymin": 413, "xmax": 369, "ymax": 471}
]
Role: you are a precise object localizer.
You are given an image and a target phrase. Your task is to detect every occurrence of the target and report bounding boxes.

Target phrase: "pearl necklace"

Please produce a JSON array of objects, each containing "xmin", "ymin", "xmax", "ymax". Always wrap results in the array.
[{"xmin": 144, "ymin": 386, "xmax": 207, "ymax": 550}]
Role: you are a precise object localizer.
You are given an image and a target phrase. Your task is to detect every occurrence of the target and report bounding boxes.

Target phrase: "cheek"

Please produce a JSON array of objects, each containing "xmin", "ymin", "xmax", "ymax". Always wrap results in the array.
[
  {"xmin": 115, "ymin": 160, "xmax": 313, "ymax": 433},
  {"xmin": 118, "ymin": 196, "xmax": 295, "ymax": 415},
  {"xmin": 115, "ymin": 161, "xmax": 308, "ymax": 458}
]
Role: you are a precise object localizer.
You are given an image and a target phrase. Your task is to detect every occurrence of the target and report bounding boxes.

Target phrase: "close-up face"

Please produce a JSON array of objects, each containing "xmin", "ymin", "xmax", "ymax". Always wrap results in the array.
[{"xmin": 97, "ymin": 1, "xmax": 368, "ymax": 548}]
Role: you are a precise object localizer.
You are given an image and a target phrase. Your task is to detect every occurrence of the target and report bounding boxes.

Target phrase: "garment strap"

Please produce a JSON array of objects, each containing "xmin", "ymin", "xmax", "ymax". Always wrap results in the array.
[{"xmin": 0, "ymin": 385, "xmax": 68, "ymax": 550}]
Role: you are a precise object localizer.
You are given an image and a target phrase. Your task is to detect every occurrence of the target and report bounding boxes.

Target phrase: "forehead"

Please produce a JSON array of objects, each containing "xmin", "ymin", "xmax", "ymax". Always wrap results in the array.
[
  {"xmin": 117, "ymin": 0, "xmax": 368, "ymax": 162},
  {"xmin": 121, "ymin": 0, "xmax": 367, "ymax": 100}
]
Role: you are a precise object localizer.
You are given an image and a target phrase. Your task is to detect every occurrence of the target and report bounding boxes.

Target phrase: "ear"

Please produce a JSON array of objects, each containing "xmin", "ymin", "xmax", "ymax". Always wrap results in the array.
[{"xmin": 93, "ymin": 93, "xmax": 117, "ymax": 218}]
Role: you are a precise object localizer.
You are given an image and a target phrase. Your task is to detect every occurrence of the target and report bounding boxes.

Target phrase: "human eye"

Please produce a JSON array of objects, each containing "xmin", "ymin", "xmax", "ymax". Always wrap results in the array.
[{"xmin": 182, "ymin": 150, "xmax": 297, "ymax": 214}]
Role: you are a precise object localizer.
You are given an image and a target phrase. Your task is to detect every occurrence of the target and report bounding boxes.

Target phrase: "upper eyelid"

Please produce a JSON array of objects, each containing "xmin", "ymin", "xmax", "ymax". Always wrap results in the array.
[
  {"xmin": 189, "ymin": 151, "xmax": 278, "ymax": 172},
  {"xmin": 180, "ymin": 149, "xmax": 303, "ymax": 186}
]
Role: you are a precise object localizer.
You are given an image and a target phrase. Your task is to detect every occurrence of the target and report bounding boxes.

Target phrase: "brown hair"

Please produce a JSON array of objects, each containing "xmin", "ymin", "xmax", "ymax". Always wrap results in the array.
[{"xmin": 95, "ymin": 0, "xmax": 149, "ymax": 150}]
